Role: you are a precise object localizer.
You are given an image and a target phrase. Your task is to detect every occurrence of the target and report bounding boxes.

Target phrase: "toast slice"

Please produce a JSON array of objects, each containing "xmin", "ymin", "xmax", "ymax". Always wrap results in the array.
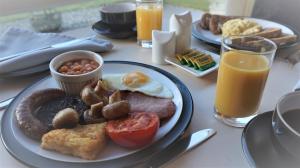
[
  {"xmin": 254, "ymin": 28, "xmax": 282, "ymax": 38},
  {"xmin": 41, "ymin": 123, "xmax": 106, "ymax": 160},
  {"xmin": 270, "ymin": 34, "xmax": 298, "ymax": 46}
]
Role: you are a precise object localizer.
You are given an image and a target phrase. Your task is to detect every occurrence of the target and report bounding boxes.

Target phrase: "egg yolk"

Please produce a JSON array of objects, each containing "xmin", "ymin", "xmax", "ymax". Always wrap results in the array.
[{"xmin": 122, "ymin": 72, "xmax": 149, "ymax": 88}]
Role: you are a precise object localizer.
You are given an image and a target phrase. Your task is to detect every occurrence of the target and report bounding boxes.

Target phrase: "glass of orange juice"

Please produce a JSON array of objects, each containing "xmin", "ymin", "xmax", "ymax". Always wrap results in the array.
[
  {"xmin": 214, "ymin": 36, "xmax": 277, "ymax": 127},
  {"xmin": 136, "ymin": 0, "xmax": 163, "ymax": 48}
]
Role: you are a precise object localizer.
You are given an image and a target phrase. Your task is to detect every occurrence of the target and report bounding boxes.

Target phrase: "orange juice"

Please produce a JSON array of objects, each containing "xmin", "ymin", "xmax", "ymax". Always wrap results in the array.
[
  {"xmin": 136, "ymin": 5, "xmax": 162, "ymax": 41},
  {"xmin": 215, "ymin": 51, "xmax": 270, "ymax": 117}
]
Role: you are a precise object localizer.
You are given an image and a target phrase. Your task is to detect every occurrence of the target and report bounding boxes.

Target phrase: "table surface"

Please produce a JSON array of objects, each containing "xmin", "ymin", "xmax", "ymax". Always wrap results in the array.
[{"xmin": 0, "ymin": 5, "xmax": 299, "ymax": 168}]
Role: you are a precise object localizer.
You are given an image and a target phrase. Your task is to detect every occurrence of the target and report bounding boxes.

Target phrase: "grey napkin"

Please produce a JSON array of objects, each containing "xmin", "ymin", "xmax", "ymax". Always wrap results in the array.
[{"xmin": 0, "ymin": 28, "xmax": 113, "ymax": 75}]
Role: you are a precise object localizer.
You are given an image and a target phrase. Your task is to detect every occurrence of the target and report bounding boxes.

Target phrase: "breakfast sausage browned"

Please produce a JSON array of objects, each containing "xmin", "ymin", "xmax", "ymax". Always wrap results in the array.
[
  {"xmin": 209, "ymin": 15, "xmax": 240, "ymax": 34},
  {"xmin": 102, "ymin": 100, "xmax": 130, "ymax": 120},
  {"xmin": 15, "ymin": 89, "xmax": 66, "ymax": 140},
  {"xmin": 199, "ymin": 13, "xmax": 211, "ymax": 30}
]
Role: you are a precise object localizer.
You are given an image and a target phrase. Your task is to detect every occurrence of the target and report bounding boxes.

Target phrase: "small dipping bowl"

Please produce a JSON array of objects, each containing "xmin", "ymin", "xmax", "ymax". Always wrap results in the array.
[
  {"xmin": 49, "ymin": 50, "xmax": 103, "ymax": 95},
  {"xmin": 272, "ymin": 91, "xmax": 300, "ymax": 158},
  {"xmin": 100, "ymin": 2, "xmax": 136, "ymax": 31}
]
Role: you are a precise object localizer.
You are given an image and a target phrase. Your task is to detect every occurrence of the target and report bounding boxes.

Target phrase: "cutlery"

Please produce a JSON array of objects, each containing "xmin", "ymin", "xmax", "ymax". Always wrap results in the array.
[
  {"xmin": 0, "ymin": 97, "xmax": 13, "ymax": 111},
  {"xmin": 294, "ymin": 80, "xmax": 300, "ymax": 91},
  {"xmin": 146, "ymin": 128, "xmax": 216, "ymax": 168},
  {"xmin": 0, "ymin": 36, "xmax": 93, "ymax": 62}
]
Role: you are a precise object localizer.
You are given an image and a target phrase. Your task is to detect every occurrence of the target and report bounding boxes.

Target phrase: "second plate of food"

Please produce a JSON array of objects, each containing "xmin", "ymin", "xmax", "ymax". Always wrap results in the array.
[
  {"xmin": 192, "ymin": 14, "xmax": 299, "ymax": 48},
  {"xmin": 1, "ymin": 61, "xmax": 193, "ymax": 168}
]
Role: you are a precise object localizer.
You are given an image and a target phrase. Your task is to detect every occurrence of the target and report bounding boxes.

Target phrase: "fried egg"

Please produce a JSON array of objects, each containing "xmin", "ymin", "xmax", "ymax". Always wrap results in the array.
[{"xmin": 102, "ymin": 72, "xmax": 173, "ymax": 98}]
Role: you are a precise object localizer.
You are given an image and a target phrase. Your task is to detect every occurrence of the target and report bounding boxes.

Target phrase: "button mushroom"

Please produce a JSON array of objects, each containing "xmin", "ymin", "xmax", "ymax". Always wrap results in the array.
[
  {"xmin": 52, "ymin": 108, "xmax": 79, "ymax": 129},
  {"xmin": 83, "ymin": 101, "xmax": 106, "ymax": 124},
  {"xmin": 81, "ymin": 85, "xmax": 108, "ymax": 106},
  {"xmin": 94, "ymin": 80, "xmax": 109, "ymax": 96},
  {"xmin": 90, "ymin": 102, "xmax": 104, "ymax": 117},
  {"xmin": 83, "ymin": 109, "xmax": 106, "ymax": 124},
  {"xmin": 102, "ymin": 100, "xmax": 130, "ymax": 120},
  {"xmin": 109, "ymin": 90, "xmax": 121, "ymax": 104}
]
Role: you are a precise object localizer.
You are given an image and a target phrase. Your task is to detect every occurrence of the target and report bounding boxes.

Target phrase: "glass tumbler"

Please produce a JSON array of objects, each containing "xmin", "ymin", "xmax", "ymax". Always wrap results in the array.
[
  {"xmin": 214, "ymin": 36, "xmax": 277, "ymax": 127},
  {"xmin": 136, "ymin": 0, "xmax": 163, "ymax": 48}
]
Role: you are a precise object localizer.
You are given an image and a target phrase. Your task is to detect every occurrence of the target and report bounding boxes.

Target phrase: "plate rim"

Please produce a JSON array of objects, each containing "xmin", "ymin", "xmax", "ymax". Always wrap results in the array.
[
  {"xmin": 0, "ymin": 61, "xmax": 194, "ymax": 168},
  {"xmin": 241, "ymin": 111, "xmax": 300, "ymax": 167},
  {"xmin": 241, "ymin": 112, "xmax": 272, "ymax": 168},
  {"xmin": 192, "ymin": 18, "xmax": 300, "ymax": 49}
]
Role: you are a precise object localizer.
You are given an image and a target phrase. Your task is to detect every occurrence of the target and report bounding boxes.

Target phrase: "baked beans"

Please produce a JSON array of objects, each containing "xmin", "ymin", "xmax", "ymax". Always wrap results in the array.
[{"xmin": 58, "ymin": 59, "xmax": 99, "ymax": 75}]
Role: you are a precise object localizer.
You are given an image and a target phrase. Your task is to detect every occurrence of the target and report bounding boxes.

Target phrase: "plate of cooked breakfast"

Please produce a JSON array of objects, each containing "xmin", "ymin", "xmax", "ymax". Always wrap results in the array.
[
  {"xmin": 192, "ymin": 13, "xmax": 299, "ymax": 48},
  {"xmin": 165, "ymin": 48, "xmax": 220, "ymax": 77},
  {"xmin": 0, "ymin": 58, "xmax": 193, "ymax": 168}
]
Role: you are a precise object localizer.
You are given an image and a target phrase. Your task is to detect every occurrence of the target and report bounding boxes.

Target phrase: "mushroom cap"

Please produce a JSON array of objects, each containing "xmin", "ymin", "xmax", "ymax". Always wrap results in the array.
[
  {"xmin": 52, "ymin": 108, "xmax": 79, "ymax": 129},
  {"xmin": 83, "ymin": 110, "xmax": 106, "ymax": 124}
]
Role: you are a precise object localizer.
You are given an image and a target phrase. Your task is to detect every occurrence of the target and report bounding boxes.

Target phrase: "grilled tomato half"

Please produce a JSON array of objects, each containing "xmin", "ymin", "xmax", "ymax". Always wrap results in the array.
[{"xmin": 106, "ymin": 112, "xmax": 160, "ymax": 149}]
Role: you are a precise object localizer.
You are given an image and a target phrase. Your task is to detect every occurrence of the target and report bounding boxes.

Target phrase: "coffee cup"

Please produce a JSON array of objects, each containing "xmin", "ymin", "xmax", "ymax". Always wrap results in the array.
[
  {"xmin": 272, "ymin": 91, "xmax": 300, "ymax": 158},
  {"xmin": 99, "ymin": 2, "xmax": 136, "ymax": 32}
]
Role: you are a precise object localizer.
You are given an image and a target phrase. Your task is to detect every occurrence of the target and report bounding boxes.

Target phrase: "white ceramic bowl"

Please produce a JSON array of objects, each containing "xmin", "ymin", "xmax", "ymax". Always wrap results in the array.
[{"xmin": 49, "ymin": 50, "xmax": 103, "ymax": 95}]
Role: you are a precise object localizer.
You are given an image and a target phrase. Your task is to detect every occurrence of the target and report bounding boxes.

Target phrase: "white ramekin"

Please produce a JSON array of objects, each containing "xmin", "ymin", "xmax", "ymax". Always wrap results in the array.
[{"xmin": 49, "ymin": 50, "xmax": 103, "ymax": 95}]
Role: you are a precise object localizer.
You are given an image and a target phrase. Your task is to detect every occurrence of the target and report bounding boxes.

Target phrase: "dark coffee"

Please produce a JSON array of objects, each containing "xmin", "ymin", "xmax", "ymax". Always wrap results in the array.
[{"xmin": 282, "ymin": 109, "xmax": 300, "ymax": 133}]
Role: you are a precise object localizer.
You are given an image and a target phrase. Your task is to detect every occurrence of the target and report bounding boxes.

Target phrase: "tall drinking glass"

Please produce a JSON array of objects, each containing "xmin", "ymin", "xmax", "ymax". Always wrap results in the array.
[
  {"xmin": 136, "ymin": 0, "xmax": 163, "ymax": 48},
  {"xmin": 214, "ymin": 36, "xmax": 277, "ymax": 127}
]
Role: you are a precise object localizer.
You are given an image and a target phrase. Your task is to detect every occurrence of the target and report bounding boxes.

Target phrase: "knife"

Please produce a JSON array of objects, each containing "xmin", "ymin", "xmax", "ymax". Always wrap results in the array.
[
  {"xmin": 0, "ymin": 97, "xmax": 13, "ymax": 111},
  {"xmin": 0, "ymin": 36, "xmax": 93, "ymax": 62},
  {"xmin": 294, "ymin": 79, "xmax": 300, "ymax": 91},
  {"xmin": 146, "ymin": 128, "xmax": 216, "ymax": 168}
]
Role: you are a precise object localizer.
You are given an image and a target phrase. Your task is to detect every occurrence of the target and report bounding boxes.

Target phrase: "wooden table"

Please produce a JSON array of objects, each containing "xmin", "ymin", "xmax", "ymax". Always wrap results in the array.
[{"xmin": 0, "ymin": 5, "xmax": 299, "ymax": 168}]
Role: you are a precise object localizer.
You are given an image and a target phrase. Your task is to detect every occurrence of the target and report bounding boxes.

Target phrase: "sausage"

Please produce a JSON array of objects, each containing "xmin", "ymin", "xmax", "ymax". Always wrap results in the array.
[
  {"xmin": 209, "ymin": 15, "xmax": 240, "ymax": 35},
  {"xmin": 15, "ymin": 89, "xmax": 66, "ymax": 140},
  {"xmin": 102, "ymin": 100, "xmax": 130, "ymax": 120},
  {"xmin": 199, "ymin": 13, "xmax": 211, "ymax": 30}
]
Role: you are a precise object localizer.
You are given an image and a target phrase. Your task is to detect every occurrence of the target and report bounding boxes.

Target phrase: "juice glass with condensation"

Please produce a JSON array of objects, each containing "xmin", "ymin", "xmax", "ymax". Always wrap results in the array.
[
  {"xmin": 136, "ymin": 0, "xmax": 163, "ymax": 48},
  {"xmin": 214, "ymin": 36, "xmax": 277, "ymax": 127}
]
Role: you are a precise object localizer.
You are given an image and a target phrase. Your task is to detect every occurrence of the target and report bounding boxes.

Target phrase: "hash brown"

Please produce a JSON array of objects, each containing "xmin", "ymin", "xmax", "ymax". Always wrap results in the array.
[{"xmin": 41, "ymin": 123, "xmax": 106, "ymax": 160}]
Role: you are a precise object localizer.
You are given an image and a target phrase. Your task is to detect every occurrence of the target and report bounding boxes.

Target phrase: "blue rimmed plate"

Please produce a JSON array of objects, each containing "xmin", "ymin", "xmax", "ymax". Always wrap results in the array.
[
  {"xmin": 1, "ymin": 61, "xmax": 193, "ymax": 168},
  {"xmin": 192, "ymin": 18, "xmax": 299, "ymax": 49}
]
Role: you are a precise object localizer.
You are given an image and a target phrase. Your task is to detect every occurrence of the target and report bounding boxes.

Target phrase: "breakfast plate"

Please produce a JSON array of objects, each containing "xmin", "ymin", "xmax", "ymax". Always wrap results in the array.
[
  {"xmin": 192, "ymin": 18, "xmax": 299, "ymax": 48},
  {"xmin": 241, "ymin": 111, "xmax": 300, "ymax": 167},
  {"xmin": 1, "ymin": 61, "xmax": 193, "ymax": 168}
]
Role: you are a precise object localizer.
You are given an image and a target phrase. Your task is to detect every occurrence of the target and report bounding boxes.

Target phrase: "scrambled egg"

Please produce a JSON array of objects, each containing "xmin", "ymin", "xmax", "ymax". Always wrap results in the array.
[{"xmin": 222, "ymin": 19, "xmax": 262, "ymax": 37}]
